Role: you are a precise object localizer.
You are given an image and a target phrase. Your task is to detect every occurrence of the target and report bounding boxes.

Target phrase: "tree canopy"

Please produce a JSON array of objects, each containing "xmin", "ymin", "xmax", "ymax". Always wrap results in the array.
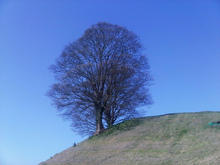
[{"xmin": 48, "ymin": 22, "xmax": 152, "ymax": 135}]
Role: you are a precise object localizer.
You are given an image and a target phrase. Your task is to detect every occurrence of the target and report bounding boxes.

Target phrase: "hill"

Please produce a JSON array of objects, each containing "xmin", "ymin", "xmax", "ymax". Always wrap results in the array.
[{"xmin": 39, "ymin": 111, "xmax": 220, "ymax": 165}]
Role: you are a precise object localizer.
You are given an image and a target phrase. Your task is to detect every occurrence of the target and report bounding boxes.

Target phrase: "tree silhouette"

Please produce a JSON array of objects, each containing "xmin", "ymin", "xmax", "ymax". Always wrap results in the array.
[{"xmin": 48, "ymin": 22, "xmax": 152, "ymax": 135}]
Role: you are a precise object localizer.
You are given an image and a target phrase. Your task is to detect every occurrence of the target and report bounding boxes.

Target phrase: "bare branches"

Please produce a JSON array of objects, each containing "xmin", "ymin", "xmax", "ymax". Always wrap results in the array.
[{"xmin": 48, "ymin": 22, "xmax": 152, "ymax": 136}]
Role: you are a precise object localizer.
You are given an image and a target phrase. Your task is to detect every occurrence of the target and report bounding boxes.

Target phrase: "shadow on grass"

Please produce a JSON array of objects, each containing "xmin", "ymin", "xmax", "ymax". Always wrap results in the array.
[{"xmin": 89, "ymin": 118, "xmax": 143, "ymax": 140}]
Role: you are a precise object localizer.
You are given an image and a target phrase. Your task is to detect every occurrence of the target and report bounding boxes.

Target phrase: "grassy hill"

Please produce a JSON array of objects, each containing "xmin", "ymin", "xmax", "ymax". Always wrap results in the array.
[{"xmin": 40, "ymin": 111, "xmax": 220, "ymax": 165}]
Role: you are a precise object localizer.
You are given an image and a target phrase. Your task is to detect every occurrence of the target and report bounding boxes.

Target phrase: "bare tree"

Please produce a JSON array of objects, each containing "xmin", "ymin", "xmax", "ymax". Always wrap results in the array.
[{"xmin": 48, "ymin": 22, "xmax": 152, "ymax": 136}]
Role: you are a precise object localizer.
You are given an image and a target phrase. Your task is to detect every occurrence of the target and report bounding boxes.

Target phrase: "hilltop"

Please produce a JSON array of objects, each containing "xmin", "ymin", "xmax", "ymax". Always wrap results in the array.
[{"xmin": 40, "ymin": 111, "xmax": 220, "ymax": 165}]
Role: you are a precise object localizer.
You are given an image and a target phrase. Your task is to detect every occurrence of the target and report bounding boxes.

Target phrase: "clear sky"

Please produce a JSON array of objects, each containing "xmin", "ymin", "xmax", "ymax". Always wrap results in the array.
[{"xmin": 0, "ymin": 0, "xmax": 220, "ymax": 165}]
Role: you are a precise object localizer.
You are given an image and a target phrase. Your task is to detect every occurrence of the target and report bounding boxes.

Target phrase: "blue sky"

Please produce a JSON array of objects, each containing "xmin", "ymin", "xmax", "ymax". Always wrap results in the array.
[{"xmin": 0, "ymin": 0, "xmax": 220, "ymax": 165}]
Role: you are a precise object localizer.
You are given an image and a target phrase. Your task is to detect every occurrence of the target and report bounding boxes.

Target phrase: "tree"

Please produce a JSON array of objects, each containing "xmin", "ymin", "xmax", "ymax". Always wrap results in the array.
[{"xmin": 48, "ymin": 22, "xmax": 152, "ymax": 136}]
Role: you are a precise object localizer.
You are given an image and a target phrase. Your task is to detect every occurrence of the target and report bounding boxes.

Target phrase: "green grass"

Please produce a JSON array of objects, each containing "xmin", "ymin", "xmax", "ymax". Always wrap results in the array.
[
  {"xmin": 40, "ymin": 111, "xmax": 220, "ymax": 165},
  {"xmin": 89, "ymin": 118, "xmax": 143, "ymax": 140}
]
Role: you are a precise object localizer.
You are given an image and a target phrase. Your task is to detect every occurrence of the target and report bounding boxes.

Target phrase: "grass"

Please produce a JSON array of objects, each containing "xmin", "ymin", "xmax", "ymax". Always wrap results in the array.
[
  {"xmin": 89, "ymin": 118, "xmax": 143, "ymax": 140},
  {"xmin": 39, "ymin": 111, "xmax": 220, "ymax": 165}
]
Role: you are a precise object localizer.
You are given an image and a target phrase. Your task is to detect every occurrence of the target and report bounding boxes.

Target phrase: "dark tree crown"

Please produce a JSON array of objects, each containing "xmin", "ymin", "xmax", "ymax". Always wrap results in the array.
[{"xmin": 48, "ymin": 22, "xmax": 152, "ymax": 136}]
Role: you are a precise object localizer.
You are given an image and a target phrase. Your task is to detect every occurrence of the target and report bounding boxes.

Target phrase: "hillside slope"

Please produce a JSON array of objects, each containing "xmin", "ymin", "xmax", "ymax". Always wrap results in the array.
[{"xmin": 40, "ymin": 112, "xmax": 220, "ymax": 165}]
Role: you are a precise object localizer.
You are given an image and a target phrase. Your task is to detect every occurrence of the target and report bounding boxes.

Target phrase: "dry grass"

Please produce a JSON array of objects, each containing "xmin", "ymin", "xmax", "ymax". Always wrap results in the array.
[{"xmin": 40, "ymin": 111, "xmax": 220, "ymax": 165}]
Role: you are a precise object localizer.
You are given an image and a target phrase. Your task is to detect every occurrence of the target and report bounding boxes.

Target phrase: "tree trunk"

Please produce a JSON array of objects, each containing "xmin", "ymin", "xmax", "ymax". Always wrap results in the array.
[
  {"xmin": 94, "ymin": 106, "xmax": 104, "ymax": 135},
  {"xmin": 105, "ymin": 108, "xmax": 114, "ymax": 128},
  {"xmin": 106, "ymin": 116, "xmax": 114, "ymax": 128}
]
